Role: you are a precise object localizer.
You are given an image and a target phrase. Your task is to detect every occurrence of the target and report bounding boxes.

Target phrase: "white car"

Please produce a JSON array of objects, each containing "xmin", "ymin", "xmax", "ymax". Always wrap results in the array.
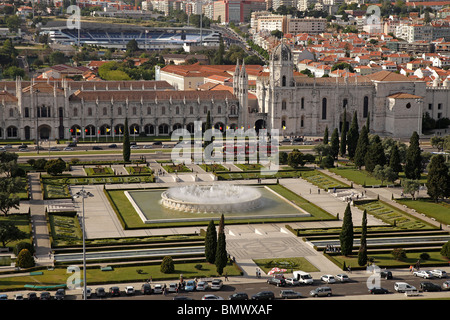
[
  {"xmin": 14, "ymin": 293, "xmax": 24, "ymax": 300},
  {"xmin": 82, "ymin": 287, "xmax": 92, "ymax": 298},
  {"xmin": 413, "ymin": 270, "xmax": 434, "ymax": 279},
  {"xmin": 168, "ymin": 283, "xmax": 177, "ymax": 293},
  {"xmin": 196, "ymin": 281, "xmax": 209, "ymax": 291},
  {"xmin": 125, "ymin": 286, "xmax": 135, "ymax": 295},
  {"xmin": 211, "ymin": 279, "xmax": 223, "ymax": 290},
  {"xmin": 63, "ymin": 147, "xmax": 73, "ymax": 151},
  {"xmin": 285, "ymin": 277, "xmax": 300, "ymax": 286},
  {"xmin": 202, "ymin": 294, "xmax": 224, "ymax": 300},
  {"xmin": 430, "ymin": 269, "xmax": 447, "ymax": 278},
  {"xmin": 394, "ymin": 282, "xmax": 416, "ymax": 293},
  {"xmin": 336, "ymin": 274, "xmax": 349, "ymax": 282},
  {"xmin": 321, "ymin": 275, "xmax": 336, "ymax": 283},
  {"xmin": 153, "ymin": 284, "xmax": 163, "ymax": 294},
  {"xmin": 443, "ymin": 280, "xmax": 450, "ymax": 290},
  {"xmin": 130, "ymin": 145, "xmax": 140, "ymax": 149}
]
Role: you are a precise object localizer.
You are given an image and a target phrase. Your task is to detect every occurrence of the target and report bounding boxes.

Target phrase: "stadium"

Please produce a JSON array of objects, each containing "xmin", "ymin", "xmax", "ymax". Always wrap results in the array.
[{"xmin": 42, "ymin": 22, "xmax": 221, "ymax": 50}]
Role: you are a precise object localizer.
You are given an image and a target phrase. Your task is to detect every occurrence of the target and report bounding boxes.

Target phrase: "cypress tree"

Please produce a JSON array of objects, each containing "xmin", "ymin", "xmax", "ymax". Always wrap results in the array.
[
  {"xmin": 330, "ymin": 128, "xmax": 339, "ymax": 159},
  {"xmin": 354, "ymin": 125, "xmax": 369, "ymax": 169},
  {"xmin": 389, "ymin": 144, "xmax": 402, "ymax": 174},
  {"xmin": 204, "ymin": 110, "xmax": 212, "ymax": 149},
  {"xmin": 339, "ymin": 203, "xmax": 354, "ymax": 256},
  {"xmin": 346, "ymin": 111, "xmax": 359, "ymax": 160},
  {"xmin": 340, "ymin": 111, "xmax": 347, "ymax": 157},
  {"xmin": 205, "ymin": 220, "xmax": 217, "ymax": 264},
  {"xmin": 123, "ymin": 117, "xmax": 130, "ymax": 162},
  {"xmin": 426, "ymin": 154, "xmax": 450, "ymax": 202},
  {"xmin": 404, "ymin": 131, "xmax": 422, "ymax": 180},
  {"xmin": 357, "ymin": 210, "xmax": 368, "ymax": 266},
  {"xmin": 364, "ymin": 135, "xmax": 385, "ymax": 173},
  {"xmin": 215, "ymin": 214, "xmax": 228, "ymax": 275},
  {"xmin": 323, "ymin": 126, "xmax": 329, "ymax": 145}
]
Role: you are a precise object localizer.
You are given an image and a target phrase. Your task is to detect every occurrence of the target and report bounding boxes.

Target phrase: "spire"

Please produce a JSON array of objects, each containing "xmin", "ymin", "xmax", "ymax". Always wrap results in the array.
[
  {"xmin": 240, "ymin": 59, "xmax": 246, "ymax": 78},
  {"xmin": 235, "ymin": 59, "xmax": 240, "ymax": 77}
]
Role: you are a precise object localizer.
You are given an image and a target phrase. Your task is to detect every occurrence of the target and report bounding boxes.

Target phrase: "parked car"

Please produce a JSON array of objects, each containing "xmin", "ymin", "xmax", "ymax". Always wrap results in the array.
[
  {"xmin": 40, "ymin": 292, "xmax": 51, "ymax": 300},
  {"xmin": 202, "ymin": 295, "xmax": 224, "ymax": 300},
  {"xmin": 196, "ymin": 281, "xmax": 208, "ymax": 291},
  {"xmin": 141, "ymin": 283, "xmax": 152, "ymax": 295},
  {"xmin": 168, "ymin": 283, "xmax": 177, "ymax": 293},
  {"xmin": 108, "ymin": 144, "xmax": 117, "ymax": 148},
  {"xmin": 285, "ymin": 277, "xmax": 300, "ymax": 286},
  {"xmin": 130, "ymin": 145, "xmax": 140, "ymax": 149},
  {"xmin": 14, "ymin": 293, "xmax": 24, "ymax": 300},
  {"xmin": 54, "ymin": 289, "xmax": 65, "ymax": 300},
  {"xmin": 267, "ymin": 277, "xmax": 286, "ymax": 287},
  {"xmin": 95, "ymin": 287, "xmax": 106, "ymax": 298},
  {"xmin": 251, "ymin": 291, "xmax": 275, "ymax": 300},
  {"xmin": 49, "ymin": 147, "xmax": 60, "ymax": 151},
  {"xmin": 336, "ymin": 274, "xmax": 349, "ymax": 282},
  {"xmin": 153, "ymin": 284, "xmax": 163, "ymax": 294},
  {"xmin": 211, "ymin": 279, "xmax": 223, "ymax": 290},
  {"xmin": 309, "ymin": 286, "xmax": 332, "ymax": 297},
  {"xmin": 82, "ymin": 287, "xmax": 92, "ymax": 299},
  {"xmin": 152, "ymin": 141, "xmax": 162, "ymax": 146},
  {"xmin": 368, "ymin": 287, "xmax": 389, "ymax": 294},
  {"xmin": 0, "ymin": 294, "xmax": 7, "ymax": 300},
  {"xmin": 27, "ymin": 292, "xmax": 39, "ymax": 300},
  {"xmin": 394, "ymin": 282, "xmax": 416, "ymax": 293},
  {"xmin": 143, "ymin": 145, "xmax": 153, "ymax": 149},
  {"xmin": 92, "ymin": 146, "xmax": 103, "ymax": 150},
  {"xmin": 321, "ymin": 275, "xmax": 336, "ymax": 283},
  {"xmin": 442, "ymin": 280, "xmax": 450, "ymax": 290},
  {"xmin": 34, "ymin": 146, "xmax": 45, "ymax": 150},
  {"xmin": 380, "ymin": 270, "xmax": 393, "ymax": 280},
  {"xmin": 293, "ymin": 271, "xmax": 314, "ymax": 284},
  {"xmin": 125, "ymin": 286, "xmax": 135, "ymax": 296},
  {"xmin": 0, "ymin": 147, "xmax": 6, "ymax": 152},
  {"xmin": 109, "ymin": 286, "xmax": 121, "ymax": 297},
  {"xmin": 185, "ymin": 280, "xmax": 196, "ymax": 292},
  {"xmin": 63, "ymin": 147, "xmax": 73, "ymax": 151},
  {"xmin": 173, "ymin": 296, "xmax": 194, "ymax": 300},
  {"xmin": 413, "ymin": 270, "xmax": 434, "ymax": 279},
  {"xmin": 420, "ymin": 282, "xmax": 441, "ymax": 292},
  {"xmin": 229, "ymin": 292, "xmax": 248, "ymax": 300},
  {"xmin": 280, "ymin": 290, "xmax": 302, "ymax": 299},
  {"xmin": 430, "ymin": 269, "xmax": 447, "ymax": 278}
]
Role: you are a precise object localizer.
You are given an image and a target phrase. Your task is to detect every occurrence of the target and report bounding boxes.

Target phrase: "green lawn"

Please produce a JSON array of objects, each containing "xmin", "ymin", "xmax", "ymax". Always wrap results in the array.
[
  {"xmin": 199, "ymin": 164, "xmax": 228, "ymax": 172},
  {"xmin": 0, "ymin": 262, "xmax": 242, "ymax": 291},
  {"xmin": 396, "ymin": 198, "xmax": 450, "ymax": 226},
  {"xmin": 235, "ymin": 163, "xmax": 263, "ymax": 171},
  {"xmin": 328, "ymin": 167, "xmax": 385, "ymax": 186},
  {"xmin": 48, "ymin": 213, "xmax": 82, "ymax": 247},
  {"xmin": 84, "ymin": 167, "xmax": 114, "ymax": 176},
  {"xmin": 301, "ymin": 170, "xmax": 350, "ymax": 190},
  {"xmin": 253, "ymin": 257, "xmax": 319, "ymax": 274},
  {"xmin": 124, "ymin": 166, "xmax": 153, "ymax": 175},
  {"xmin": 216, "ymin": 169, "xmax": 305, "ymax": 180},
  {"xmin": 355, "ymin": 200, "xmax": 436, "ymax": 230},
  {"xmin": 162, "ymin": 164, "xmax": 191, "ymax": 173}
]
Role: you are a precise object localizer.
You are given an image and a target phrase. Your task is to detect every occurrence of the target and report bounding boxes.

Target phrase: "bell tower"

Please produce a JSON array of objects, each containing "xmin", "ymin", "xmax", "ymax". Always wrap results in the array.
[{"xmin": 270, "ymin": 42, "xmax": 294, "ymax": 88}]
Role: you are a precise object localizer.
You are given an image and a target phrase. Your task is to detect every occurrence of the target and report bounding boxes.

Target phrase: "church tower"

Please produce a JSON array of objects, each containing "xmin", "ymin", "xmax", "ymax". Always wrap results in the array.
[
  {"xmin": 233, "ymin": 60, "xmax": 249, "ymax": 130},
  {"xmin": 270, "ymin": 42, "xmax": 294, "ymax": 88}
]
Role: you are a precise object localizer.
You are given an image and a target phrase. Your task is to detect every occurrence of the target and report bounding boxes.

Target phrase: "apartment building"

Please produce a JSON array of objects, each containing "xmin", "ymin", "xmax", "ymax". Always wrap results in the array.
[{"xmin": 287, "ymin": 17, "xmax": 327, "ymax": 34}]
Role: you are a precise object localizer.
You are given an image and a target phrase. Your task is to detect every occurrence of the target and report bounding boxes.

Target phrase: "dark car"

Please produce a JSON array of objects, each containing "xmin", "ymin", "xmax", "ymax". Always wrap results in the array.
[
  {"xmin": 109, "ymin": 286, "xmax": 121, "ymax": 297},
  {"xmin": 368, "ymin": 287, "xmax": 389, "ymax": 294},
  {"xmin": 173, "ymin": 296, "xmax": 194, "ymax": 300},
  {"xmin": 380, "ymin": 270, "xmax": 393, "ymax": 279},
  {"xmin": 40, "ymin": 292, "xmax": 51, "ymax": 300},
  {"xmin": 229, "ymin": 292, "xmax": 248, "ymax": 300},
  {"xmin": 420, "ymin": 282, "xmax": 442, "ymax": 292},
  {"xmin": 92, "ymin": 146, "xmax": 103, "ymax": 150},
  {"xmin": 267, "ymin": 277, "xmax": 286, "ymax": 287},
  {"xmin": 27, "ymin": 292, "xmax": 39, "ymax": 300},
  {"xmin": 152, "ymin": 141, "xmax": 162, "ymax": 146},
  {"xmin": 55, "ymin": 288, "xmax": 65, "ymax": 300},
  {"xmin": 108, "ymin": 144, "xmax": 117, "ymax": 148},
  {"xmin": 68, "ymin": 142, "xmax": 77, "ymax": 147},
  {"xmin": 141, "ymin": 283, "xmax": 152, "ymax": 295},
  {"xmin": 95, "ymin": 287, "xmax": 106, "ymax": 298},
  {"xmin": 251, "ymin": 291, "xmax": 275, "ymax": 301}
]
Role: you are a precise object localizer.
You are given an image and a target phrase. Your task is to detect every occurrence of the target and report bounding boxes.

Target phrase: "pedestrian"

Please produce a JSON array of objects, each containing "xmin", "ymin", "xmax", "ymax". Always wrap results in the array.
[
  {"xmin": 224, "ymin": 272, "xmax": 228, "ymax": 281},
  {"xmin": 409, "ymin": 265, "xmax": 413, "ymax": 273}
]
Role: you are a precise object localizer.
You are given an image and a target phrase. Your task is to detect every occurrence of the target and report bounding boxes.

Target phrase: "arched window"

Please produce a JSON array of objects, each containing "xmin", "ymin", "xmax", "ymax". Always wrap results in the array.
[
  {"xmin": 176, "ymin": 106, "xmax": 180, "ymax": 115},
  {"xmin": 363, "ymin": 96, "xmax": 369, "ymax": 118},
  {"xmin": 301, "ymin": 98, "xmax": 305, "ymax": 109},
  {"xmin": 24, "ymin": 107, "xmax": 29, "ymax": 118},
  {"xmin": 322, "ymin": 98, "xmax": 327, "ymax": 120},
  {"xmin": 282, "ymin": 100, "xmax": 287, "ymax": 111},
  {"xmin": 103, "ymin": 107, "xmax": 107, "ymax": 116},
  {"xmin": 85, "ymin": 125, "xmax": 95, "ymax": 136},
  {"xmin": 217, "ymin": 106, "xmax": 222, "ymax": 114},
  {"xmin": 190, "ymin": 106, "xmax": 194, "ymax": 114},
  {"xmin": 73, "ymin": 108, "xmax": 78, "ymax": 117},
  {"xmin": 132, "ymin": 107, "xmax": 137, "ymax": 115},
  {"xmin": 203, "ymin": 106, "xmax": 207, "ymax": 114},
  {"xmin": 117, "ymin": 107, "xmax": 122, "ymax": 116},
  {"xmin": 59, "ymin": 107, "xmax": 64, "ymax": 118},
  {"xmin": 88, "ymin": 107, "xmax": 92, "ymax": 116},
  {"xmin": 144, "ymin": 124, "xmax": 154, "ymax": 135},
  {"xmin": 147, "ymin": 107, "xmax": 151, "ymax": 115},
  {"xmin": 7, "ymin": 126, "xmax": 17, "ymax": 138},
  {"xmin": 343, "ymin": 98, "xmax": 348, "ymax": 108},
  {"xmin": 158, "ymin": 124, "xmax": 169, "ymax": 135},
  {"xmin": 230, "ymin": 105, "xmax": 237, "ymax": 115},
  {"xmin": 301, "ymin": 115, "xmax": 304, "ymax": 127},
  {"xmin": 282, "ymin": 75, "xmax": 286, "ymax": 87},
  {"xmin": 161, "ymin": 106, "xmax": 166, "ymax": 115},
  {"xmin": 9, "ymin": 108, "xmax": 14, "ymax": 117}
]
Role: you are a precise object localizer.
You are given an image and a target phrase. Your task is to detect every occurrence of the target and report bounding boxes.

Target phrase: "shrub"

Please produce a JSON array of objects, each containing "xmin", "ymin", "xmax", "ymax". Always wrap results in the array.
[
  {"xmin": 160, "ymin": 256, "xmax": 174, "ymax": 274},
  {"xmin": 440, "ymin": 241, "xmax": 450, "ymax": 259},
  {"xmin": 195, "ymin": 264, "xmax": 203, "ymax": 270},
  {"xmin": 16, "ymin": 249, "xmax": 35, "ymax": 268},
  {"xmin": 420, "ymin": 253, "xmax": 430, "ymax": 261},
  {"xmin": 14, "ymin": 242, "xmax": 34, "ymax": 256},
  {"xmin": 391, "ymin": 248, "xmax": 407, "ymax": 261}
]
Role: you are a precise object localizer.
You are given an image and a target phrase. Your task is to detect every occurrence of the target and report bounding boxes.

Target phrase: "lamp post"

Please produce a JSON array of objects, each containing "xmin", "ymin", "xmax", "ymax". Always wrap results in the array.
[{"xmin": 73, "ymin": 187, "xmax": 93, "ymax": 300}]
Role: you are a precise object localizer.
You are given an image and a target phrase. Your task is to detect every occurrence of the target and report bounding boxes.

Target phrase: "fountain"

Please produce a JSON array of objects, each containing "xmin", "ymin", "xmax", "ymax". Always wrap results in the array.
[{"xmin": 161, "ymin": 184, "xmax": 262, "ymax": 213}]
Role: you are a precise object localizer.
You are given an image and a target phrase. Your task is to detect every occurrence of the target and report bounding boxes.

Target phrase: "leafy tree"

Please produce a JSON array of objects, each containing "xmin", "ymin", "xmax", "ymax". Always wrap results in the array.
[
  {"xmin": 340, "ymin": 111, "xmax": 347, "ymax": 157},
  {"xmin": 391, "ymin": 248, "xmax": 407, "ymax": 261},
  {"xmin": 160, "ymin": 256, "xmax": 174, "ymax": 273},
  {"xmin": 323, "ymin": 126, "xmax": 329, "ymax": 145},
  {"xmin": 441, "ymin": 241, "xmax": 450, "ymax": 259},
  {"xmin": 314, "ymin": 144, "xmax": 331, "ymax": 162},
  {"xmin": 373, "ymin": 165, "xmax": 398, "ymax": 186},
  {"xmin": 426, "ymin": 154, "xmax": 450, "ymax": 202},
  {"xmin": 339, "ymin": 203, "xmax": 354, "ymax": 256},
  {"xmin": 45, "ymin": 158, "xmax": 66, "ymax": 176},
  {"xmin": 321, "ymin": 155, "xmax": 335, "ymax": 168},
  {"xmin": 0, "ymin": 221, "xmax": 27, "ymax": 247},
  {"xmin": 404, "ymin": 131, "xmax": 422, "ymax": 180},
  {"xmin": 401, "ymin": 179, "xmax": 420, "ymax": 200},
  {"xmin": 287, "ymin": 149, "xmax": 305, "ymax": 169},
  {"xmin": 205, "ymin": 220, "xmax": 217, "ymax": 264},
  {"xmin": 49, "ymin": 51, "xmax": 67, "ymax": 65},
  {"xmin": 364, "ymin": 135, "xmax": 385, "ymax": 173},
  {"xmin": 330, "ymin": 128, "xmax": 339, "ymax": 159},
  {"xmin": 6, "ymin": 15, "xmax": 20, "ymax": 32},
  {"xmin": 2, "ymin": 66, "xmax": 24, "ymax": 79},
  {"xmin": 123, "ymin": 117, "xmax": 130, "ymax": 162},
  {"xmin": 346, "ymin": 111, "xmax": 359, "ymax": 159},
  {"xmin": 357, "ymin": 210, "xmax": 368, "ymax": 266},
  {"xmin": 331, "ymin": 62, "xmax": 355, "ymax": 73},
  {"xmin": 354, "ymin": 125, "xmax": 369, "ymax": 169},
  {"xmin": 16, "ymin": 249, "xmax": 35, "ymax": 268},
  {"xmin": 126, "ymin": 39, "xmax": 139, "ymax": 54},
  {"xmin": 215, "ymin": 214, "xmax": 228, "ymax": 275},
  {"xmin": 389, "ymin": 144, "xmax": 402, "ymax": 173}
]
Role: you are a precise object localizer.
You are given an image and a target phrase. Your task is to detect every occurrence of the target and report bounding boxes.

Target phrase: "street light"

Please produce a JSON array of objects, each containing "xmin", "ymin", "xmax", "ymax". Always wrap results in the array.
[{"xmin": 73, "ymin": 187, "xmax": 94, "ymax": 300}]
